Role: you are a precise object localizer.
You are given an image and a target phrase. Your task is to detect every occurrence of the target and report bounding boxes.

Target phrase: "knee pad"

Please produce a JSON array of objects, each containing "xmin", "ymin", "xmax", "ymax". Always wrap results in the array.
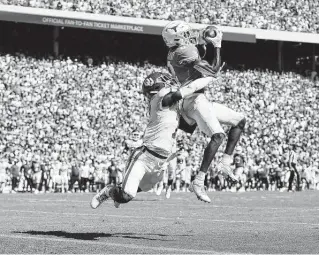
[
  {"xmin": 110, "ymin": 187, "xmax": 133, "ymax": 204},
  {"xmin": 236, "ymin": 117, "xmax": 246, "ymax": 130},
  {"xmin": 211, "ymin": 132, "xmax": 225, "ymax": 145}
]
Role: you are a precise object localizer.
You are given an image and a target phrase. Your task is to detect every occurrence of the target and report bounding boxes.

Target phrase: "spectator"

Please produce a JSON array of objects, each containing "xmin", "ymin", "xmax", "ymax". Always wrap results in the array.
[
  {"xmin": 2, "ymin": 0, "xmax": 319, "ymax": 33},
  {"xmin": 80, "ymin": 160, "xmax": 93, "ymax": 192},
  {"xmin": 0, "ymin": 53, "xmax": 318, "ymax": 193},
  {"xmin": 69, "ymin": 161, "xmax": 80, "ymax": 193},
  {"xmin": 9, "ymin": 159, "xmax": 20, "ymax": 193}
]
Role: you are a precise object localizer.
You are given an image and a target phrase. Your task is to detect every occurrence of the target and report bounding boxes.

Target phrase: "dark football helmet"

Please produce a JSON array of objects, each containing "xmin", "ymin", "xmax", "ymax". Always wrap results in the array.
[{"xmin": 142, "ymin": 72, "xmax": 177, "ymax": 99}]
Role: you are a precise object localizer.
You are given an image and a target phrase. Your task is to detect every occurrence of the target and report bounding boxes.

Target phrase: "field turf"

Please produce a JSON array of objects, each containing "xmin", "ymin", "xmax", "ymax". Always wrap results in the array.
[{"xmin": 0, "ymin": 191, "xmax": 318, "ymax": 254}]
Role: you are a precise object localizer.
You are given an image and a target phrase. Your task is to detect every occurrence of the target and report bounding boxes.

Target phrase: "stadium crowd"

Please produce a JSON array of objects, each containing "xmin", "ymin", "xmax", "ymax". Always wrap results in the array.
[
  {"xmin": 0, "ymin": 53, "xmax": 318, "ymax": 194},
  {"xmin": 1, "ymin": 0, "xmax": 319, "ymax": 33}
]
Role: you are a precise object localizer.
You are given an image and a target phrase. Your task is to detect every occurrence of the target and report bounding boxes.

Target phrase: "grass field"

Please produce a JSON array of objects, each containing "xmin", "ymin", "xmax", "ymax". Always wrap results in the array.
[{"xmin": 0, "ymin": 190, "xmax": 318, "ymax": 254}]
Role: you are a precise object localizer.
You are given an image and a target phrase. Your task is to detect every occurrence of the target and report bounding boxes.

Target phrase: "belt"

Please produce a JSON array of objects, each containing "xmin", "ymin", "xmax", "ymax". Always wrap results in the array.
[{"xmin": 143, "ymin": 146, "xmax": 167, "ymax": 160}]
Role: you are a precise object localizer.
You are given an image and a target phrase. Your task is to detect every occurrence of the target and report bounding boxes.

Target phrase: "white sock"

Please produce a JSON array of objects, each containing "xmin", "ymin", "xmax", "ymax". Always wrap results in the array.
[
  {"xmin": 222, "ymin": 153, "xmax": 232, "ymax": 165},
  {"xmin": 195, "ymin": 171, "xmax": 206, "ymax": 185}
]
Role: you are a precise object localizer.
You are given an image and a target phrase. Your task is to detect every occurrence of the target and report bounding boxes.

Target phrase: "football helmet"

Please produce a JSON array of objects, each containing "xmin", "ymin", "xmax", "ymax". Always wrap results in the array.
[
  {"xmin": 131, "ymin": 131, "xmax": 141, "ymax": 141},
  {"xmin": 162, "ymin": 20, "xmax": 198, "ymax": 48},
  {"xmin": 142, "ymin": 72, "xmax": 177, "ymax": 99}
]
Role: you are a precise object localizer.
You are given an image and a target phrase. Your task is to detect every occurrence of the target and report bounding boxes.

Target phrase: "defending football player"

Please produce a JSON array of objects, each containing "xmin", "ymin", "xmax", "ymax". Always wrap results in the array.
[
  {"xmin": 91, "ymin": 72, "xmax": 216, "ymax": 209},
  {"xmin": 162, "ymin": 20, "xmax": 246, "ymax": 203}
]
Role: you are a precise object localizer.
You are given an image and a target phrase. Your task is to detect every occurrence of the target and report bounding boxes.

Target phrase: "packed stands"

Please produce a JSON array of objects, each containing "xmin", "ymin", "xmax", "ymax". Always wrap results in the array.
[
  {"xmin": 0, "ymin": 53, "xmax": 318, "ymax": 193},
  {"xmin": 1, "ymin": 0, "xmax": 319, "ymax": 33}
]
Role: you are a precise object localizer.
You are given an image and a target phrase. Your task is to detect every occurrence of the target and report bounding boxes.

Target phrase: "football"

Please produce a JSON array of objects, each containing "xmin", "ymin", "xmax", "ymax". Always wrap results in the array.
[{"xmin": 204, "ymin": 25, "xmax": 218, "ymax": 41}]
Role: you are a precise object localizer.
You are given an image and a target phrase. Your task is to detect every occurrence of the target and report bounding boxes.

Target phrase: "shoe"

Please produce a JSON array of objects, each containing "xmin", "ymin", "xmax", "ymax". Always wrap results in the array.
[
  {"xmin": 156, "ymin": 185, "xmax": 163, "ymax": 196},
  {"xmin": 114, "ymin": 201, "xmax": 120, "ymax": 208},
  {"xmin": 216, "ymin": 158, "xmax": 238, "ymax": 183},
  {"xmin": 34, "ymin": 189, "xmax": 39, "ymax": 194},
  {"xmin": 165, "ymin": 186, "xmax": 171, "ymax": 199},
  {"xmin": 90, "ymin": 186, "xmax": 110, "ymax": 209},
  {"xmin": 189, "ymin": 181, "xmax": 211, "ymax": 203}
]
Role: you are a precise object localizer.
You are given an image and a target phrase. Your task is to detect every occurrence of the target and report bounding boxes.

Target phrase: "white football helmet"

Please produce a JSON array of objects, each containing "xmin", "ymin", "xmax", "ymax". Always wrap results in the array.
[{"xmin": 162, "ymin": 20, "xmax": 198, "ymax": 48}]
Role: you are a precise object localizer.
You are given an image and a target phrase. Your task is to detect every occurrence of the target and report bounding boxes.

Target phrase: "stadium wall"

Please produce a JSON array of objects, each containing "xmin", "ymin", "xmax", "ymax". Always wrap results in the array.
[{"xmin": 1, "ymin": 5, "xmax": 319, "ymax": 44}]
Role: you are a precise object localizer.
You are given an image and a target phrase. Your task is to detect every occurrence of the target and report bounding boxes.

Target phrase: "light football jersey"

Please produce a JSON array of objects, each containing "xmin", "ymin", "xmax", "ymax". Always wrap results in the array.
[{"xmin": 143, "ymin": 88, "xmax": 180, "ymax": 158}]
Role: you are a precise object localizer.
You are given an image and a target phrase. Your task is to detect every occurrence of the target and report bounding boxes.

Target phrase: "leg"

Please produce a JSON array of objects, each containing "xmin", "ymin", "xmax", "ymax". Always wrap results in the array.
[
  {"xmin": 212, "ymin": 103, "xmax": 246, "ymax": 155},
  {"xmin": 28, "ymin": 178, "xmax": 34, "ymax": 192},
  {"xmin": 165, "ymin": 178, "xmax": 174, "ymax": 199},
  {"xmin": 12, "ymin": 177, "xmax": 18, "ymax": 191},
  {"xmin": 69, "ymin": 177, "xmax": 76, "ymax": 191},
  {"xmin": 288, "ymin": 170, "xmax": 294, "ymax": 191},
  {"xmin": 292, "ymin": 164, "xmax": 300, "ymax": 191},
  {"xmin": 90, "ymin": 147, "xmax": 149, "ymax": 208},
  {"xmin": 165, "ymin": 159, "xmax": 175, "ymax": 199}
]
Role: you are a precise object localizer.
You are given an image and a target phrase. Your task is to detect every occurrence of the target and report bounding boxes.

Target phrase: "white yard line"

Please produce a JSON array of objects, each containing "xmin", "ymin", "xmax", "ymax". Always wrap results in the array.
[{"xmin": 0, "ymin": 233, "xmax": 216, "ymax": 254}]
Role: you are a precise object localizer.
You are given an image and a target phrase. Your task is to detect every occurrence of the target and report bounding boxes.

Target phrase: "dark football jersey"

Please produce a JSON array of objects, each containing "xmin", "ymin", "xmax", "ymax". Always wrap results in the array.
[
  {"xmin": 167, "ymin": 44, "xmax": 202, "ymax": 85},
  {"xmin": 21, "ymin": 164, "xmax": 32, "ymax": 177},
  {"xmin": 233, "ymin": 154, "xmax": 245, "ymax": 168}
]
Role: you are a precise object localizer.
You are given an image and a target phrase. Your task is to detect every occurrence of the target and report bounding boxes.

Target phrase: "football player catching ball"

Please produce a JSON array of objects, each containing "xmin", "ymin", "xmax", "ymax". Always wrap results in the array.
[{"xmin": 162, "ymin": 21, "xmax": 246, "ymax": 203}]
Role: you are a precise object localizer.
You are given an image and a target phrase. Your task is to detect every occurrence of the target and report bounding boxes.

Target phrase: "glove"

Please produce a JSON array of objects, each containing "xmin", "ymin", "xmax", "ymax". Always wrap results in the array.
[{"xmin": 205, "ymin": 30, "xmax": 223, "ymax": 48}]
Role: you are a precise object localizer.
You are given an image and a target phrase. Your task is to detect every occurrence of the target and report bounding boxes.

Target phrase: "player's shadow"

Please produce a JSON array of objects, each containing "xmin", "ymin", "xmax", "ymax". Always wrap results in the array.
[{"xmin": 13, "ymin": 230, "xmax": 191, "ymax": 241}]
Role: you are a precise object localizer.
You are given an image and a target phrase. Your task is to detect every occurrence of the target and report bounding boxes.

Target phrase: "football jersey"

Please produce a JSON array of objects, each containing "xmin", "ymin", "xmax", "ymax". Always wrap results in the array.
[
  {"xmin": 176, "ymin": 152, "xmax": 188, "ymax": 170},
  {"xmin": 60, "ymin": 163, "xmax": 69, "ymax": 175},
  {"xmin": 167, "ymin": 44, "xmax": 202, "ymax": 85},
  {"xmin": 22, "ymin": 164, "xmax": 32, "ymax": 177},
  {"xmin": 32, "ymin": 162, "xmax": 41, "ymax": 173},
  {"xmin": 143, "ymin": 88, "xmax": 180, "ymax": 158},
  {"xmin": 0, "ymin": 160, "xmax": 10, "ymax": 175},
  {"xmin": 288, "ymin": 150, "xmax": 298, "ymax": 165},
  {"xmin": 51, "ymin": 161, "xmax": 61, "ymax": 176},
  {"xmin": 125, "ymin": 139, "xmax": 143, "ymax": 151},
  {"xmin": 233, "ymin": 154, "xmax": 245, "ymax": 168},
  {"xmin": 94, "ymin": 165, "xmax": 103, "ymax": 178},
  {"xmin": 182, "ymin": 166, "xmax": 192, "ymax": 182}
]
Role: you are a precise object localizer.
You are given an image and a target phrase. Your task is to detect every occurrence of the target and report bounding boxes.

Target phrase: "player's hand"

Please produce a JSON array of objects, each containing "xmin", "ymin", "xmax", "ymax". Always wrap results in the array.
[
  {"xmin": 197, "ymin": 29, "xmax": 207, "ymax": 45},
  {"xmin": 206, "ymin": 30, "xmax": 223, "ymax": 48}
]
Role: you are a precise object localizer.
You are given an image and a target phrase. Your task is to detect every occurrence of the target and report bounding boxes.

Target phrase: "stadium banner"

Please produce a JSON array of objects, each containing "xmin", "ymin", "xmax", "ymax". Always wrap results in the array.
[
  {"xmin": 0, "ymin": 5, "xmax": 256, "ymax": 43},
  {"xmin": 2, "ymin": 5, "xmax": 319, "ymax": 44}
]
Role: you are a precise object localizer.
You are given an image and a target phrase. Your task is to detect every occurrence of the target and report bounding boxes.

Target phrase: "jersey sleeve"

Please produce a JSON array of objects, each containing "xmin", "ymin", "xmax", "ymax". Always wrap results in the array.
[
  {"xmin": 157, "ymin": 87, "xmax": 174, "ymax": 110},
  {"xmin": 172, "ymin": 45, "xmax": 200, "ymax": 67},
  {"xmin": 157, "ymin": 87, "xmax": 172, "ymax": 98}
]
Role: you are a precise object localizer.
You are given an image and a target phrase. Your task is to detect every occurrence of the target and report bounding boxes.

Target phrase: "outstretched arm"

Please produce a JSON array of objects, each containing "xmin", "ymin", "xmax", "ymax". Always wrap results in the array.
[
  {"xmin": 162, "ymin": 77, "xmax": 214, "ymax": 107},
  {"xmin": 204, "ymin": 28, "xmax": 223, "ymax": 72},
  {"xmin": 211, "ymin": 48, "xmax": 221, "ymax": 71}
]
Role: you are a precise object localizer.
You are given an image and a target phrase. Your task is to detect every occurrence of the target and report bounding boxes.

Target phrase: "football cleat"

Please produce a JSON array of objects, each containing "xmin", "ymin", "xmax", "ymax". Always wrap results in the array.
[
  {"xmin": 156, "ymin": 184, "xmax": 164, "ymax": 196},
  {"xmin": 189, "ymin": 181, "xmax": 211, "ymax": 203},
  {"xmin": 216, "ymin": 160, "xmax": 238, "ymax": 183},
  {"xmin": 114, "ymin": 201, "xmax": 120, "ymax": 208},
  {"xmin": 165, "ymin": 186, "xmax": 172, "ymax": 199},
  {"xmin": 90, "ymin": 186, "xmax": 110, "ymax": 209}
]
